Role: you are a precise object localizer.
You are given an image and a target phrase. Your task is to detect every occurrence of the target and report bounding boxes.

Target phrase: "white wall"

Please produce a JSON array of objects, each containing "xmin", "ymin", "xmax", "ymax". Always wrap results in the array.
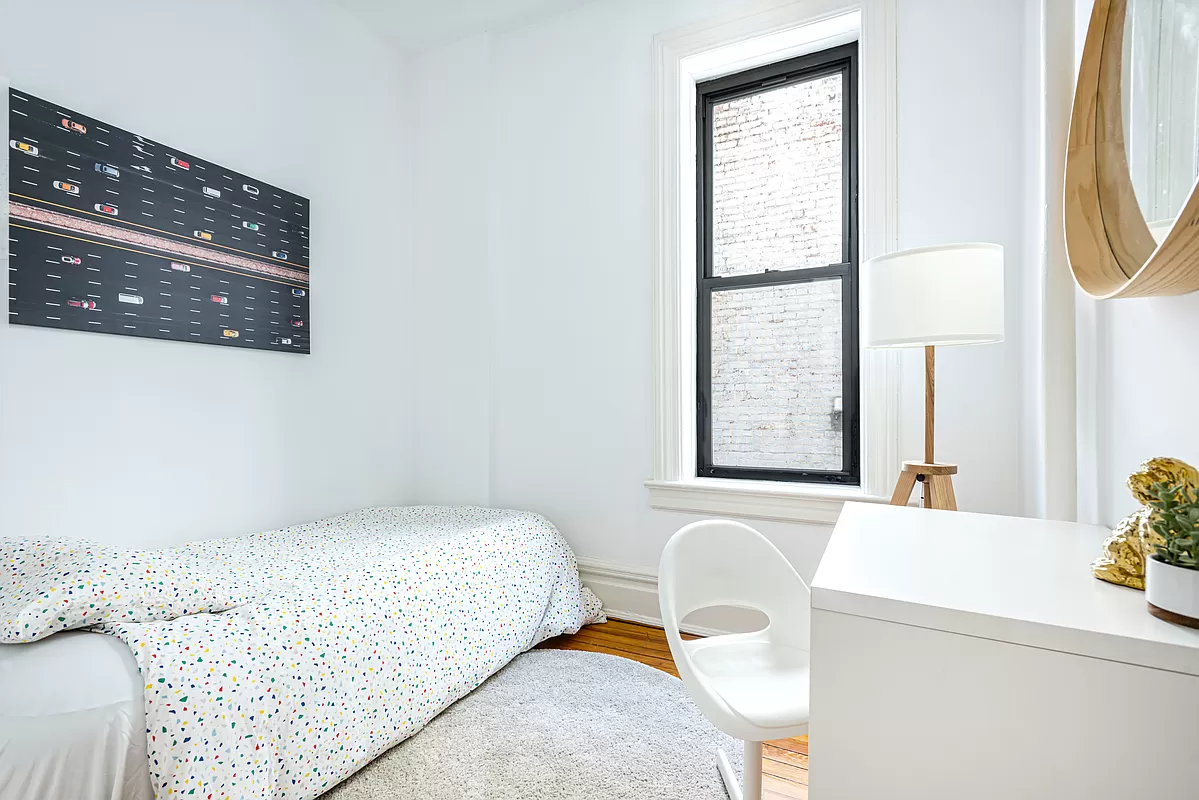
[
  {"xmin": 1095, "ymin": 294, "xmax": 1199, "ymax": 525},
  {"xmin": 411, "ymin": 33, "xmax": 493, "ymax": 507},
  {"xmin": 410, "ymin": 0, "xmax": 1037, "ymax": 584},
  {"xmin": 894, "ymin": 0, "xmax": 1031, "ymax": 518},
  {"xmin": 0, "ymin": 0, "xmax": 414, "ymax": 546},
  {"xmin": 0, "ymin": 0, "xmax": 1044, "ymax": 584}
]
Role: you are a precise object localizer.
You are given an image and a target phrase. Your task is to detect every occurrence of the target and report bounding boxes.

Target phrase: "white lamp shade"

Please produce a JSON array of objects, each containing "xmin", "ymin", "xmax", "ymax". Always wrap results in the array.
[{"xmin": 862, "ymin": 242, "xmax": 1005, "ymax": 348}]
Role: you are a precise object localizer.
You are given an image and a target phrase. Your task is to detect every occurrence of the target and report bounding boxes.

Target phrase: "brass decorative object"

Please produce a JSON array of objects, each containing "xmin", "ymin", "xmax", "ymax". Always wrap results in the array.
[
  {"xmin": 1092, "ymin": 457, "xmax": 1199, "ymax": 589},
  {"xmin": 1093, "ymin": 509, "xmax": 1150, "ymax": 590},
  {"xmin": 1125, "ymin": 457, "xmax": 1199, "ymax": 505}
]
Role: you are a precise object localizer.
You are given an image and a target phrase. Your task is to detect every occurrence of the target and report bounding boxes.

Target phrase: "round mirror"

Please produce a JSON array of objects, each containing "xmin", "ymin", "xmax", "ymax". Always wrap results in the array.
[
  {"xmin": 1066, "ymin": 0, "xmax": 1199, "ymax": 298},
  {"xmin": 1122, "ymin": 0, "xmax": 1199, "ymax": 241}
]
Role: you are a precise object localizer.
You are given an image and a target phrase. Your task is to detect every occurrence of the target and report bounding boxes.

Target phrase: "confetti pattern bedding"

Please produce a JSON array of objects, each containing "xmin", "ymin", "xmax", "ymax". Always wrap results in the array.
[
  {"xmin": 1, "ymin": 540, "xmax": 253, "ymax": 643},
  {"xmin": 6, "ymin": 507, "xmax": 603, "ymax": 799}
]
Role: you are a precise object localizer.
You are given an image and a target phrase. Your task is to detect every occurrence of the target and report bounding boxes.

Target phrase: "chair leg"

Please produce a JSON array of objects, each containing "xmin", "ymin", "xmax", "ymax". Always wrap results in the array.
[
  {"xmin": 743, "ymin": 740, "xmax": 763, "ymax": 800},
  {"xmin": 717, "ymin": 741, "xmax": 763, "ymax": 800},
  {"xmin": 717, "ymin": 748, "xmax": 742, "ymax": 800}
]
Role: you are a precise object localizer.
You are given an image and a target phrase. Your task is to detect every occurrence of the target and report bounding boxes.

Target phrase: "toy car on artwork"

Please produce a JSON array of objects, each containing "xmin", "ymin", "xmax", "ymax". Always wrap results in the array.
[
  {"xmin": 60, "ymin": 118, "xmax": 87, "ymax": 134},
  {"xmin": 193, "ymin": 231, "xmax": 213, "ymax": 241},
  {"xmin": 290, "ymin": 319, "xmax": 304, "ymax": 327},
  {"xmin": 202, "ymin": 186, "xmax": 221, "ymax": 198},
  {"xmin": 242, "ymin": 221, "xmax": 259, "ymax": 231},
  {"xmin": 274, "ymin": 337, "xmax": 293, "ymax": 346},
  {"xmin": 211, "ymin": 295, "xmax": 228, "ymax": 305},
  {"xmin": 170, "ymin": 157, "xmax": 190, "ymax": 170},
  {"xmin": 118, "ymin": 293, "xmax": 143, "ymax": 305},
  {"xmin": 169, "ymin": 262, "xmax": 191, "ymax": 273},
  {"xmin": 273, "ymin": 251, "xmax": 288, "ymax": 260},
  {"xmin": 9, "ymin": 140, "xmax": 38, "ymax": 156},
  {"xmin": 222, "ymin": 329, "xmax": 240, "ymax": 338},
  {"xmin": 94, "ymin": 203, "xmax": 118, "ymax": 216},
  {"xmin": 243, "ymin": 184, "xmax": 259, "ymax": 196},
  {"xmin": 67, "ymin": 298, "xmax": 98, "ymax": 310},
  {"xmin": 94, "ymin": 163, "xmax": 120, "ymax": 178},
  {"xmin": 61, "ymin": 256, "xmax": 82, "ymax": 265},
  {"xmin": 53, "ymin": 181, "xmax": 80, "ymax": 195},
  {"xmin": 292, "ymin": 288, "xmax": 306, "ymax": 297}
]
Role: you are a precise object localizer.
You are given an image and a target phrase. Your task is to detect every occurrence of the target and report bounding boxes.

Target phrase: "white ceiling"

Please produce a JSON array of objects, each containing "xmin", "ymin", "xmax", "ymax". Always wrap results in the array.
[{"xmin": 336, "ymin": 0, "xmax": 590, "ymax": 51}]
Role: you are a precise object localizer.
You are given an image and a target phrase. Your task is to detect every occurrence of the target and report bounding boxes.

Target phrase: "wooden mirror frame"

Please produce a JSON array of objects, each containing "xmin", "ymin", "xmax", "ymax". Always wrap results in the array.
[{"xmin": 1066, "ymin": 0, "xmax": 1199, "ymax": 299}]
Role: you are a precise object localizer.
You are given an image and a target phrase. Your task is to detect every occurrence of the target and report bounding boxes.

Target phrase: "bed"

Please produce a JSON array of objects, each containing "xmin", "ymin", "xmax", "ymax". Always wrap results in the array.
[{"xmin": 0, "ymin": 506, "xmax": 603, "ymax": 800}]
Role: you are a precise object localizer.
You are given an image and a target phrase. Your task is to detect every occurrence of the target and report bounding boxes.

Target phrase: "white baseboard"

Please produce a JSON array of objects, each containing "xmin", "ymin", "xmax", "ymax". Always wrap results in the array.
[{"xmin": 576, "ymin": 557, "xmax": 765, "ymax": 637}]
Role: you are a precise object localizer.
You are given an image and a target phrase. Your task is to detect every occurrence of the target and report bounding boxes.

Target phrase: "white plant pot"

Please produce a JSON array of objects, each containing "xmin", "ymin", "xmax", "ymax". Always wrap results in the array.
[{"xmin": 1146, "ymin": 557, "xmax": 1199, "ymax": 629}]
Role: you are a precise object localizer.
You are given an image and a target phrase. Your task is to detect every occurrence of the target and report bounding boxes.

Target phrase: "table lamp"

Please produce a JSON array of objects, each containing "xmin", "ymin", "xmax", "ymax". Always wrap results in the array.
[{"xmin": 862, "ymin": 243, "xmax": 1004, "ymax": 510}]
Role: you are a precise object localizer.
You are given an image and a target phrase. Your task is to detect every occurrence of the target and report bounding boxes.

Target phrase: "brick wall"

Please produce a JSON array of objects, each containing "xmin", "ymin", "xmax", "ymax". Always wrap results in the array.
[{"xmin": 708, "ymin": 73, "xmax": 845, "ymax": 471}]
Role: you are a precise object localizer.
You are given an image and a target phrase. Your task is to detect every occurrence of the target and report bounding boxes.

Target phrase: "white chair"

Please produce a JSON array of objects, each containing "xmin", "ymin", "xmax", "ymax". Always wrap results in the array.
[{"xmin": 659, "ymin": 519, "xmax": 811, "ymax": 800}]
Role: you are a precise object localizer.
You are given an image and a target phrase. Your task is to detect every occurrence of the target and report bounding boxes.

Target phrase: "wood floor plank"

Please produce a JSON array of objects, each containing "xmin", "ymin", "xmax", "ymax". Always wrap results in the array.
[
  {"xmin": 761, "ymin": 753, "xmax": 809, "ymax": 785},
  {"xmin": 576, "ymin": 620, "xmax": 675, "ymax": 642},
  {"xmin": 764, "ymin": 743, "xmax": 810, "ymax": 772},
  {"xmin": 571, "ymin": 640, "xmax": 677, "ymax": 666},
  {"xmin": 571, "ymin": 628, "xmax": 677, "ymax": 657},
  {"xmin": 592, "ymin": 618, "xmax": 700, "ymax": 641},
  {"xmin": 540, "ymin": 619, "xmax": 807, "ymax": 792},
  {"xmin": 594, "ymin": 619, "xmax": 658, "ymax": 638},
  {"xmin": 767, "ymin": 736, "xmax": 809, "ymax": 755},
  {"xmin": 764, "ymin": 773, "xmax": 808, "ymax": 799},
  {"xmin": 764, "ymin": 791, "xmax": 805, "ymax": 800}
]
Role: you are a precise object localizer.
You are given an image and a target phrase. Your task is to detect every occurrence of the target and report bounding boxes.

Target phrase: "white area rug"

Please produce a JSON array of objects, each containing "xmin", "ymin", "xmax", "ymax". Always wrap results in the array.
[{"xmin": 325, "ymin": 649, "xmax": 741, "ymax": 800}]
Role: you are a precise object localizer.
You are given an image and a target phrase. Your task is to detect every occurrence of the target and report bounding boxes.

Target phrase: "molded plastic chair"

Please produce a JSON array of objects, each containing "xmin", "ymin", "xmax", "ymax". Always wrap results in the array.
[{"xmin": 659, "ymin": 520, "xmax": 811, "ymax": 800}]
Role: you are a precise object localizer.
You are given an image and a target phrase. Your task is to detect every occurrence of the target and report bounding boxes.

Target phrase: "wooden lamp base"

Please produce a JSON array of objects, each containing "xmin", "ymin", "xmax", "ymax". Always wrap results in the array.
[
  {"xmin": 888, "ymin": 346, "xmax": 960, "ymax": 511},
  {"xmin": 889, "ymin": 461, "xmax": 959, "ymax": 511}
]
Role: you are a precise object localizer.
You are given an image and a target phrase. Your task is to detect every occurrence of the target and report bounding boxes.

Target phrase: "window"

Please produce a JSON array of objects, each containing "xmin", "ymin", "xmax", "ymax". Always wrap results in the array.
[
  {"xmin": 650, "ymin": 7, "xmax": 898, "ymax": 522},
  {"xmin": 696, "ymin": 43, "xmax": 859, "ymax": 485}
]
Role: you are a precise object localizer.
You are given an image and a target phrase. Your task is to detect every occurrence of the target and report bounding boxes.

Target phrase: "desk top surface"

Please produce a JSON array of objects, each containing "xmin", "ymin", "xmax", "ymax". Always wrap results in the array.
[{"xmin": 811, "ymin": 503, "xmax": 1199, "ymax": 676}]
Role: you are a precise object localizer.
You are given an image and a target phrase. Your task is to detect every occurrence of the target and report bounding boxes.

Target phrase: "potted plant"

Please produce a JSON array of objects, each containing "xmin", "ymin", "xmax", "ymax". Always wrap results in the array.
[{"xmin": 1144, "ymin": 481, "xmax": 1199, "ymax": 629}]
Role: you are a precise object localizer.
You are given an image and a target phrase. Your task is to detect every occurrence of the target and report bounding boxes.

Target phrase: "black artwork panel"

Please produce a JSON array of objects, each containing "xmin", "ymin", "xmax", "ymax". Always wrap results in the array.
[{"xmin": 7, "ymin": 88, "xmax": 311, "ymax": 353}]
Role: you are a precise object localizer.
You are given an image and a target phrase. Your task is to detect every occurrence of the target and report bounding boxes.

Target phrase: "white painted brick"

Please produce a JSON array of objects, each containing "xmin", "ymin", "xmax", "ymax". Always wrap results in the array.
[{"xmin": 709, "ymin": 75, "xmax": 845, "ymax": 471}]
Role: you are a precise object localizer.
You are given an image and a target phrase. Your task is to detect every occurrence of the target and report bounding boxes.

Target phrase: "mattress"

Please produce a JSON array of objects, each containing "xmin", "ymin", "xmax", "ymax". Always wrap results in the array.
[
  {"xmin": 1, "ymin": 506, "xmax": 602, "ymax": 800},
  {"xmin": 0, "ymin": 631, "xmax": 153, "ymax": 800}
]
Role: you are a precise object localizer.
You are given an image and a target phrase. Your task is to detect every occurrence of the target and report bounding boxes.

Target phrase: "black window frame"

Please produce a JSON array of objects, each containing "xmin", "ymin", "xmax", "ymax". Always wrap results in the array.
[{"xmin": 696, "ymin": 42, "xmax": 860, "ymax": 485}]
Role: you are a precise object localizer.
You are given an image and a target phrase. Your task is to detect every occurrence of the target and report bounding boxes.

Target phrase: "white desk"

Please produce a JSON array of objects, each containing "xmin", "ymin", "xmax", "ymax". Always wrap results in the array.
[{"xmin": 809, "ymin": 503, "xmax": 1199, "ymax": 800}]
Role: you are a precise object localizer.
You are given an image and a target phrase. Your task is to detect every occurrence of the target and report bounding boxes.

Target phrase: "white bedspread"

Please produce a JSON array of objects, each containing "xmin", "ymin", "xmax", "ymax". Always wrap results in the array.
[{"xmin": 7, "ymin": 506, "xmax": 602, "ymax": 800}]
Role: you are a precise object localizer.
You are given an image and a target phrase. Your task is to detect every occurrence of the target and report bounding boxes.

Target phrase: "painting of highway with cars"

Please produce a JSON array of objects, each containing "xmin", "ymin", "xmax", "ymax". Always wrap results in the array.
[{"xmin": 6, "ymin": 88, "xmax": 310, "ymax": 353}]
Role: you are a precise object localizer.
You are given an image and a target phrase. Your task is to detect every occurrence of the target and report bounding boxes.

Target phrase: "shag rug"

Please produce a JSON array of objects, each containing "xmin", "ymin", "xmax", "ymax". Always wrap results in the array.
[{"xmin": 325, "ymin": 649, "xmax": 741, "ymax": 800}]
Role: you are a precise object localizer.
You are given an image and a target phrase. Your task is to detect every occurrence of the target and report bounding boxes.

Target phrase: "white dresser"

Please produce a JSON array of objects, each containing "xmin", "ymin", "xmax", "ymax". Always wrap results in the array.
[{"xmin": 809, "ymin": 503, "xmax": 1199, "ymax": 800}]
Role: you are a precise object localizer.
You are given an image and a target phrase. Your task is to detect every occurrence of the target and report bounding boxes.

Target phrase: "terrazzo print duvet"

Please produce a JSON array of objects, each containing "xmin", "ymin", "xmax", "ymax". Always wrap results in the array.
[{"xmin": 97, "ymin": 507, "xmax": 604, "ymax": 799}]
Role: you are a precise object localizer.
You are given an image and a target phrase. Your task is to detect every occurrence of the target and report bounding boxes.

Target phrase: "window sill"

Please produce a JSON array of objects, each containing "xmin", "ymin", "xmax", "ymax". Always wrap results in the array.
[{"xmin": 645, "ymin": 478, "xmax": 893, "ymax": 525}]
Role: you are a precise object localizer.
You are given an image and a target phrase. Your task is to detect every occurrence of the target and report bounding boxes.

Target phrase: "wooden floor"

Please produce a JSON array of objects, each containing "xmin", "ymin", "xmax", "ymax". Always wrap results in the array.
[{"xmin": 538, "ymin": 619, "xmax": 809, "ymax": 799}]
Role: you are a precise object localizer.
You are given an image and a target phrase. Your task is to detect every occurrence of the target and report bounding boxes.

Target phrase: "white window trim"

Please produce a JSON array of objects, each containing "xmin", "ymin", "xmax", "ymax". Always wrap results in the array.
[{"xmin": 648, "ymin": 0, "xmax": 904, "ymax": 525}]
